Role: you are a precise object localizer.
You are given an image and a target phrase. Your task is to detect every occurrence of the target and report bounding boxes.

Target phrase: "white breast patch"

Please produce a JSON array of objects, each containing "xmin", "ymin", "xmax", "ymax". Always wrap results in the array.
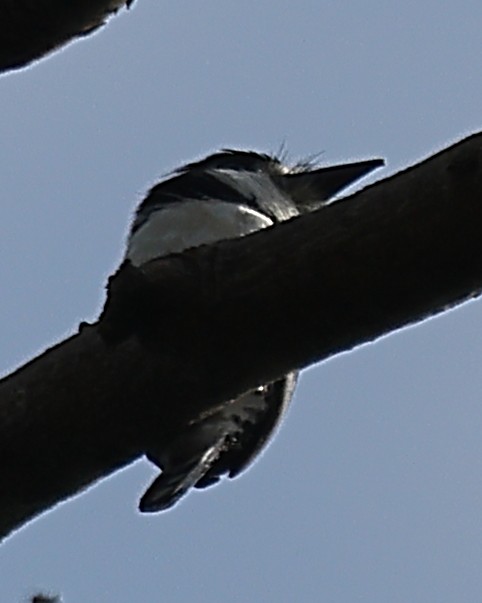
[{"xmin": 126, "ymin": 200, "xmax": 274, "ymax": 267}]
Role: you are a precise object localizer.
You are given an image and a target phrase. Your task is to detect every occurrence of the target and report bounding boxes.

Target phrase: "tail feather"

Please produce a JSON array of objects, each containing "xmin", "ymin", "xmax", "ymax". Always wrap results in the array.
[{"xmin": 139, "ymin": 438, "xmax": 227, "ymax": 512}]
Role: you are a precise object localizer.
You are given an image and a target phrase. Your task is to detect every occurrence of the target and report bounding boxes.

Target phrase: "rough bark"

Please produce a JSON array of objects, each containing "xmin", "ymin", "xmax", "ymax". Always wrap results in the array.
[
  {"xmin": 0, "ymin": 132, "xmax": 481, "ymax": 541},
  {"xmin": 0, "ymin": 0, "xmax": 132, "ymax": 73}
]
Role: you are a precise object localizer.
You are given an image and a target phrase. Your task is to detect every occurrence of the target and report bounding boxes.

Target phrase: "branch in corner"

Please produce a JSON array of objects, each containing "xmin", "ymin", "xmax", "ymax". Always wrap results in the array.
[{"xmin": 0, "ymin": 0, "xmax": 134, "ymax": 73}]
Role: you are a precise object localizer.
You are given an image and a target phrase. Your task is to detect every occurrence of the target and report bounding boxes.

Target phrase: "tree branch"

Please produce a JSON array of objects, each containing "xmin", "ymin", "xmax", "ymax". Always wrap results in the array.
[
  {"xmin": 1, "ymin": 132, "xmax": 481, "ymax": 541},
  {"xmin": 0, "ymin": 0, "xmax": 132, "ymax": 73}
]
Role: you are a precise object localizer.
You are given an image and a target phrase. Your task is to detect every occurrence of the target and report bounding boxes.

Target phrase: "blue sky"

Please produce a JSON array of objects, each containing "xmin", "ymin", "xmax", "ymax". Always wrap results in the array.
[{"xmin": 1, "ymin": 1, "xmax": 482, "ymax": 601}]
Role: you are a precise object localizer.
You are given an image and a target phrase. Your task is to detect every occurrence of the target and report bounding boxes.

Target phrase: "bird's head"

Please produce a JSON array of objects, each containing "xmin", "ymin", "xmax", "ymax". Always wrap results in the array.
[{"xmin": 136, "ymin": 149, "xmax": 383, "ymax": 223}]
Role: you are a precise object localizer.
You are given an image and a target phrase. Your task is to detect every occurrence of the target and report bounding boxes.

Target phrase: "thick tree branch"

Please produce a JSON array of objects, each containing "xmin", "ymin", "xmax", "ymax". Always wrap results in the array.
[
  {"xmin": 1, "ymin": 132, "xmax": 482, "ymax": 541},
  {"xmin": 0, "ymin": 0, "xmax": 132, "ymax": 73}
]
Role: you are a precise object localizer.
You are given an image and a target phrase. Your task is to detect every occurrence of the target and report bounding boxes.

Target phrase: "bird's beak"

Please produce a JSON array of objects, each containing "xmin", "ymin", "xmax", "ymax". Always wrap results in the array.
[{"xmin": 282, "ymin": 158, "xmax": 384, "ymax": 207}]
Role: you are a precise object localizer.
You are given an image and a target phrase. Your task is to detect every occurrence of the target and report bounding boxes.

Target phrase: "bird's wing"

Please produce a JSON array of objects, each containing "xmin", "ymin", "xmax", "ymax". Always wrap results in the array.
[{"xmin": 194, "ymin": 371, "xmax": 298, "ymax": 488}]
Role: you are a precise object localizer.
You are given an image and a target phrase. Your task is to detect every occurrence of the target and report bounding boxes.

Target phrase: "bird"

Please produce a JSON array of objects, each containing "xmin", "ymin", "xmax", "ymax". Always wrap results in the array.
[{"xmin": 124, "ymin": 148, "xmax": 384, "ymax": 512}]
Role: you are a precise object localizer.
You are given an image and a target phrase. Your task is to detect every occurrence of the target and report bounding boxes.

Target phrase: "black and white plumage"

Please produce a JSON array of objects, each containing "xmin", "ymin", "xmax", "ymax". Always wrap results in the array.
[{"xmin": 125, "ymin": 149, "xmax": 383, "ymax": 512}]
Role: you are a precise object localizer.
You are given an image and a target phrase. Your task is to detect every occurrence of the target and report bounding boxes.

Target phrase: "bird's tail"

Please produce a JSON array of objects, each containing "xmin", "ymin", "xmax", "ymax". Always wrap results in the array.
[{"xmin": 139, "ymin": 437, "xmax": 227, "ymax": 513}]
